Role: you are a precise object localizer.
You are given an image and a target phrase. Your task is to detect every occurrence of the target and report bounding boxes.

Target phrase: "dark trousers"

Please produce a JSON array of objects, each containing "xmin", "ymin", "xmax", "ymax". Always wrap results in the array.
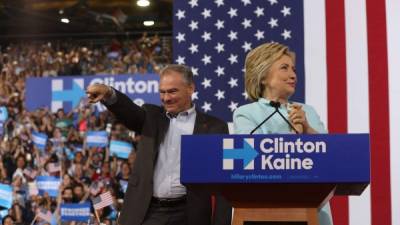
[{"xmin": 141, "ymin": 202, "xmax": 187, "ymax": 225}]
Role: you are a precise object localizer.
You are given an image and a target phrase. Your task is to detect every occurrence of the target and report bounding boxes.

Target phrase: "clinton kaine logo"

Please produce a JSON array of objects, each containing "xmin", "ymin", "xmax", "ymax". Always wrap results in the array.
[
  {"xmin": 222, "ymin": 138, "xmax": 258, "ymax": 170},
  {"xmin": 51, "ymin": 78, "xmax": 85, "ymax": 112},
  {"xmin": 222, "ymin": 137, "xmax": 328, "ymax": 171}
]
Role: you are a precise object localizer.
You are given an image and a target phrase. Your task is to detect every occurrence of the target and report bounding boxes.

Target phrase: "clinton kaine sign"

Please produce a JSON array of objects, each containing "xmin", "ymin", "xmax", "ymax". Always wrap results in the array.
[
  {"xmin": 26, "ymin": 74, "xmax": 160, "ymax": 113},
  {"xmin": 181, "ymin": 134, "xmax": 370, "ymax": 185}
]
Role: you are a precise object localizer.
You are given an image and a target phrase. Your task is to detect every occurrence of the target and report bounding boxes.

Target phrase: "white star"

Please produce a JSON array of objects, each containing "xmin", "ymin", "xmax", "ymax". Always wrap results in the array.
[
  {"xmin": 241, "ymin": 18, "xmax": 252, "ymax": 29},
  {"xmin": 188, "ymin": 20, "xmax": 198, "ymax": 31},
  {"xmin": 241, "ymin": 0, "xmax": 251, "ymax": 6},
  {"xmin": 201, "ymin": 102, "xmax": 212, "ymax": 112},
  {"xmin": 268, "ymin": 17, "xmax": 278, "ymax": 28},
  {"xmin": 214, "ymin": 43, "xmax": 225, "ymax": 53},
  {"xmin": 254, "ymin": 30, "xmax": 265, "ymax": 40},
  {"xmin": 201, "ymin": 78, "xmax": 212, "ymax": 89},
  {"xmin": 254, "ymin": 7, "xmax": 264, "ymax": 17},
  {"xmin": 228, "ymin": 77, "xmax": 238, "ymax": 88},
  {"xmin": 191, "ymin": 67, "xmax": 199, "ymax": 76},
  {"xmin": 214, "ymin": 0, "xmax": 224, "ymax": 7},
  {"xmin": 242, "ymin": 91, "xmax": 249, "ymax": 100},
  {"xmin": 188, "ymin": 0, "xmax": 198, "ymax": 8},
  {"xmin": 228, "ymin": 54, "xmax": 238, "ymax": 64},
  {"xmin": 268, "ymin": 0, "xmax": 278, "ymax": 5},
  {"xmin": 188, "ymin": 43, "xmax": 198, "ymax": 54},
  {"xmin": 201, "ymin": 54, "xmax": 212, "ymax": 65},
  {"xmin": 281, "ymin": 29, "xmax": 292, "ymax": 40},
  {"xmin": 201, "ymin": 31, "xmax": 212, "ymax": 42},
  {"xmin": 201, "ymin": 8, "xmax": 212, "ymax": 19},
  {"xmin": 175, "ymin": 10, "xmax": 185, "ymax": 20},
  {"xmin": 228, "ymin": 101, "xmax": 239, "ymax": 112},
  {"xmin": 228, "ymin": 30, "xmax": 238, "ymax": 41},
  {"xmin": 214, "ymin": 66, "xmax": 225, "ymax": 77},
  {"xmin": 214, "ymin": 20, "xmax": 225, "ymax": 30},
  {"xmin": 175, "ymin": 55, "xmax": 185, "ymax": 65},
  {"xmin": 242, "ymin": 41, "xmax": 252, "ymax": 52},
  {"xmin": 281, "ymin": 6, "xmax": 291, "ymax": 17},
  {"xmin": 215, "ymin": 90, "xmax": 225, "ymax": 100},
  {"xmin": 175, "ymin": 32, "xmax": 185, "ymax": 43},
  {"xmin": 192, "ymin": 91, "xmax": 199, "ymax": 100},
  {"xmin": 227, "ymin": 8, "xmax": 238, "ymax": 18}
]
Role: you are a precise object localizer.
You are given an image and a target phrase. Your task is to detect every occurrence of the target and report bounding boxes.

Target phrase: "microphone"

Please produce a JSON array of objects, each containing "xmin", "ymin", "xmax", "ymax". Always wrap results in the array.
[{"xmin": 250, "ymin": 100, "xmax": 299, "ymax": 134}]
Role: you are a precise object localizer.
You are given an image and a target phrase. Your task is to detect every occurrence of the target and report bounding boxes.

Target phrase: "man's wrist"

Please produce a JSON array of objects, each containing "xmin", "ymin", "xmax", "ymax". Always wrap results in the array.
[{"xmin": 101, "ymin": 86, "xmax": 117, "ymax": 105}]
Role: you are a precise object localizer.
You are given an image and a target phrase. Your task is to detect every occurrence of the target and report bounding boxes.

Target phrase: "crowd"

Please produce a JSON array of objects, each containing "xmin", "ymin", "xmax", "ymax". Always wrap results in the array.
[
  {"xmin": 0, "ymin": 33, "xmax": 170, "ymax": 78},
  {"xmin": 0, "ymin": 33, "xmax": 170, "ymax": 225}
]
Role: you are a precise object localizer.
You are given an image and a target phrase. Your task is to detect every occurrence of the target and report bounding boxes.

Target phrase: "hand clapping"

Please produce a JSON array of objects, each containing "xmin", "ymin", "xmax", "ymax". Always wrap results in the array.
[{"xmin": 288, "ymin": 104, "xmax": 307, "ymax": 134}]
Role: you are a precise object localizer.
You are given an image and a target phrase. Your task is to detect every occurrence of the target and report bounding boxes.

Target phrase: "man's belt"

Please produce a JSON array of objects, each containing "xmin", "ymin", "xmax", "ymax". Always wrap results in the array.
[{"xmin": 151, "ymin": 195, "xmax": 187, "ymax": 207}]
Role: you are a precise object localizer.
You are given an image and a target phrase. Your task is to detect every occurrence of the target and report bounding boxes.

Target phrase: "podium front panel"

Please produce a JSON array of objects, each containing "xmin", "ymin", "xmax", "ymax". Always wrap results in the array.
[{"xmin": 181, "ymin": 134, "xmax": 370, "ymax": 194}]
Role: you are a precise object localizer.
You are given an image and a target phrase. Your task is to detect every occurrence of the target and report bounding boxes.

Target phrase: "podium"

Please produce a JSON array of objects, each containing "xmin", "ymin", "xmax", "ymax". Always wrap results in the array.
[{"xmin": 181, "ymin": 134, "xmax": 370, "ymax": 225}]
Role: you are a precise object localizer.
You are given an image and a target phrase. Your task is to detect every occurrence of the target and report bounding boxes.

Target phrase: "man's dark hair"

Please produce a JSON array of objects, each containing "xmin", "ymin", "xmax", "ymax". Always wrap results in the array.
[{"xmin": 160, "ymin": 64, "xmax": 194, "ymax": 85}]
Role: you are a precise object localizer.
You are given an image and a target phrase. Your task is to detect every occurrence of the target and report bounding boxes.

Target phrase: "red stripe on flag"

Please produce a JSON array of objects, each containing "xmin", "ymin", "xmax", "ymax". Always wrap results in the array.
[
  {"xmin": 325, "ymin": 0, "xmax": 349, "ymax": 225},
  {"xmin": 365, "ymin": 0, "xmax": 392, "ymax": 224}
]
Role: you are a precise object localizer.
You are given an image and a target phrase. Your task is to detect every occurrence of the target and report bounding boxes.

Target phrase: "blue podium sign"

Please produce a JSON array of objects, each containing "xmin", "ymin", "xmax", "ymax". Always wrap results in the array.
[{"xmin": 181, "ymin": 134, "xmax": 370, "ymax": 186}]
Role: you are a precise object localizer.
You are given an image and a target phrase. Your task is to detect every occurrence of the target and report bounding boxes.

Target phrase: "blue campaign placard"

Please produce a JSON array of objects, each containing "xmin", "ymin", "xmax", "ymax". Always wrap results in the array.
[
  {"xmin": 36, "ymin": 176, "xmax": 60, "ymax": 197},
  {"xmin": 60, "ymin": 203, "xmax": 91, "ymax": 222},
  {"xmin": 0, "ymin": 106, "xmax": 8, "ymax": 122},
  {"xmin": 32, "ymin": 131, "xmax": 48, "ymax": 150},
  {"xmin": 86, "ymin": 131, "xmax": 108, "ymax": 148},
  {"xmin": 110, "ymin": 140, "xmax": 133, "ymax": 159},
  {"xmin": 181, "ymin": 134, "xmax": 370, "ymax": 184},
  {"xmin": 0, "ymin": 183, "xmax": 13, "ymax": 209},
  {"xmin": 26, "ymin": 74, "xmax": 161, "ymax": 113}
]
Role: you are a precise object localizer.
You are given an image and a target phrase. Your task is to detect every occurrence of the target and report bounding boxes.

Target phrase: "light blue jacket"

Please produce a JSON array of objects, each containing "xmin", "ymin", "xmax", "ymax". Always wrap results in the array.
[{"xmin": 233, "ymin": 98, "xmax": 334, "ymax": 225}]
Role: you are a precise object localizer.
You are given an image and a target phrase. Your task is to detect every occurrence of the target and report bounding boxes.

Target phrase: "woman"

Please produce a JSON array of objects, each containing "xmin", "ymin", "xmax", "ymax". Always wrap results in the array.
[{"xmin": 233, "ymin": 42, "xmax": 333, "ymax": 225}]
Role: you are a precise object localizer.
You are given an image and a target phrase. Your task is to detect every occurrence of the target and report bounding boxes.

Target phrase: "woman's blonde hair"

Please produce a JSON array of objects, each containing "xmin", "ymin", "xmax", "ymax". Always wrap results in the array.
[{"xmin": 244, "ymin": 42, "xmax": 295, "ymax": 101}]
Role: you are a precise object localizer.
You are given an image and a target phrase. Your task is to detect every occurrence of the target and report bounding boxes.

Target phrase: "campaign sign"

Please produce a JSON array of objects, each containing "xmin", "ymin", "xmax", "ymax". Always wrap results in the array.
[
  {"xmin": 181, "ymin": 134, "xmax": 370, "ymax": 185},
  {"xmin": 26, "ymin": 74, "xmax": 160, "ymax": 113},
  {"xmin": 0, "ymin": 106, "xmax": 8, "ymax": 122},
  {"xmin": 86, "ymin": 131, "xmax": 108, "ymax": 148},
  {"xmin": 60, "ymin": 203, "xmax": 91, "ymax": 222},
  {"xmin": 36, "ymin": 176, "xmax": 60, "ymax": 197},
  {"xmin": 0, "ymin": 183, "xmax": 12, "ymax": 209},
  {"xmin": 0, "ymin": 209, "xmax": 8, "ymax": 218},
  {"xmin": 110, "ymin": 140, "xmax": 133, "ymax": 159},
  {"xmin": 32, "ymin": 132, "xmax": 48, "ymax": 150}
]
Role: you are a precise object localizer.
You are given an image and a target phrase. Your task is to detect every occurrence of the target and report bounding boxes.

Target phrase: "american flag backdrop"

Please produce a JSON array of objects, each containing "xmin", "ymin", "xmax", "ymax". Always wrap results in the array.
[{"xmin": 172, "ymin": 1, "xmax": 400, "ymax": 225}]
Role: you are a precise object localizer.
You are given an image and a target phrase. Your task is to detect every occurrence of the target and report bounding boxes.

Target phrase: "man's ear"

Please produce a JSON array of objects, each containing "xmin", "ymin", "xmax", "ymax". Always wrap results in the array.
[{"xmin": 188, "ymin": 83, "xmax": 195, "ymax": 94}]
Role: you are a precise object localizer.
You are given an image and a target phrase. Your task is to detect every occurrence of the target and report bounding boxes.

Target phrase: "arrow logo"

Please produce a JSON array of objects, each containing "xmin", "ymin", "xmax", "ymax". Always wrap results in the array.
[
  {"xmin": 52, "ymin": 80, "xmax": 85, "ymax": 108},
  {"xmin": 223, "ymin": 140, "xmax": 258, "ymax": 168}
]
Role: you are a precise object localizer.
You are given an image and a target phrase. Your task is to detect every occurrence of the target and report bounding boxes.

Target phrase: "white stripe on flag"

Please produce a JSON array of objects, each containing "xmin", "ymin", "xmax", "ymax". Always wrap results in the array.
[
  {"xmin": 304, "ymin": 0, "xmax": 328, "ymax": 126},
  {"xmin": 344, "ymin": 0, "xmax": 372, "ymax": 225},
  {"xmin": 93, "ymin": 191, "xmax": 113, "ymax": 210},
  {"xmin": 386, "ymin": 0, "xmax": 400, "ymax": 225}
]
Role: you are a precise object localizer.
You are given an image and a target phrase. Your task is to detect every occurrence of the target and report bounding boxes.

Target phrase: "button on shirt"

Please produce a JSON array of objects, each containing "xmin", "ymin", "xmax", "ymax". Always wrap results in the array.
[{"xmin": 153, "ymin": 106, "xmax": 196, "ymax": 198}]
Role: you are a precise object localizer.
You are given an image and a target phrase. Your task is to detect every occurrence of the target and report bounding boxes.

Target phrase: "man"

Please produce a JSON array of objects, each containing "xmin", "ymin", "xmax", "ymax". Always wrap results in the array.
[{"xmin": 86, "ymin": 64, "xmax": 231, "ymax": 225}]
